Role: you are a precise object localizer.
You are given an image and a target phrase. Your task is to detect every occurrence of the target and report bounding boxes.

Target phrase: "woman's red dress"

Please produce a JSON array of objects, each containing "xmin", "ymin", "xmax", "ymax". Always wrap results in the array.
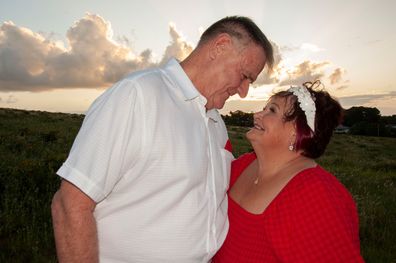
[{"xmin": 212, "ymin": 152, "xmax": 364, "ymax": 262}]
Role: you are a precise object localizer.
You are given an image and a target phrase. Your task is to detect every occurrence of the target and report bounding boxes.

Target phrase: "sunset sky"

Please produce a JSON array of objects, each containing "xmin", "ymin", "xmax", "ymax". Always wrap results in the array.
[{"xmin": 1, "ymin": 0, "xmax": 395, "ymax": 115}]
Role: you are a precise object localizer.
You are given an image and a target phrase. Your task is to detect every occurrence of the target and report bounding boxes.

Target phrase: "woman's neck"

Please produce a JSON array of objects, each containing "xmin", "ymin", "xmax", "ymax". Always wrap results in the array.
[{"xmin": 254, "ymin": 149, "xmax": 316, "ymax": 181}]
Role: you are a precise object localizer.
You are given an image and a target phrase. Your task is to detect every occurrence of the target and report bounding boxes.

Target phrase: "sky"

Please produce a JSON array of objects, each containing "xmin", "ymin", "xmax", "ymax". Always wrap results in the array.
[{"xmin": 0, "ymin": 0, "xmax": 395, "ymax": 116}]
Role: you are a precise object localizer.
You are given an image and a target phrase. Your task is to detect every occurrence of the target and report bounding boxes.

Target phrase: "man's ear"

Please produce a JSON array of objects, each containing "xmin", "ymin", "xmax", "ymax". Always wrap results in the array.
[{"xmin": 209, "ymin": 33, "xmax": 233, "ymax": 60}]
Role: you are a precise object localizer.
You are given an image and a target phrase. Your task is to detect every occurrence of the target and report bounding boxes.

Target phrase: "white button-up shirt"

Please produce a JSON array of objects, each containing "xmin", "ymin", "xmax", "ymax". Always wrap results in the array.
[{"xmin": 57, "ymin": 58, "xmax": 234, "ymax": 262}]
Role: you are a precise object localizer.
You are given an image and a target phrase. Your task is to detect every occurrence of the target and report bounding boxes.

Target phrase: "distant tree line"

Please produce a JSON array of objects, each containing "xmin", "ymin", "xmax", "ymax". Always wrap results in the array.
[
  {"xmin": 343, "ymin": 107, "xmax": 396, "ymax": 137},
  {"xmin": 222, "ymin": 106, "xmax": 396, "ymax": 137},
  {"xmin": 222, "ymin": 111, "xmax": 254, "ymax": 127}
]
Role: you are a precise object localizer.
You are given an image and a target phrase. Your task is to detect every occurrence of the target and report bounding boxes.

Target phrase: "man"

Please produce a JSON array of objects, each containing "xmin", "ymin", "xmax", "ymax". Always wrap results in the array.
[{"xmin": 51, "ymin": 16, "xmax": 273, "ymax": 263}]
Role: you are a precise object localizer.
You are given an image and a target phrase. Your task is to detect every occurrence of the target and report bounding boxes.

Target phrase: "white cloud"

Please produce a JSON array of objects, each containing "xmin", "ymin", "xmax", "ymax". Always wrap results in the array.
[
  {"xmin": 160, "ymin": 23, "xmax": 194, "ymax": 65},
  {"xmin": 339, "ymin": 91, "xmax": 396, "ymax": 107},
  {"xmin": 0, "ymin": 14, "xmax": 192, "ymax": 92},
  {"xmin": 328, "ymin": 67, "xmax": 347, "ymax": 85},
  {"xmin": 253, "ymin": 41, "xmax": 282, "ymax": 86},
  {"xmin": 6, "ymin": 94, "xmax": 17, "ymax": 103},
  {"xmin": 0, "ymin": 94, "xmax": 18, "ymax": 104},
  {"xmin": 0, "ymin": 13, "xmax": 348, "ymax": 96},
  {"xmin": 300, "ymin": 43, "xmax": 325, "ymax": 52},
  {"xmin": 279, "ymin": 60, "xmax": 329, "ymax": 86}
]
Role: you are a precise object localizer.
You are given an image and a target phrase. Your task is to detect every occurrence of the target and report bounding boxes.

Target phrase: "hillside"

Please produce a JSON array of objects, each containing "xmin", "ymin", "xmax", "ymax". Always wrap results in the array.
[{"xmin": 0, "ymin": 108, "xmax": 395, "ymax": 262}]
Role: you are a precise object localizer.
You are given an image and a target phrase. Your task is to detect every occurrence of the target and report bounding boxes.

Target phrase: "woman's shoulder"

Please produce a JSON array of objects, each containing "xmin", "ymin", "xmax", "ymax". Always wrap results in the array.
[
  {"xmin": 229, "ymin": 152, "xmax": 257, "ymax": 188},
  {"xmin": 232, "ymin": 152, "xmax": 257, "ymax": 172},
  {"xmin": 270, "ymin": 166, "xmax": 363, "ymax": 262},
  {"xmin": 286, "ymin": 166, "xmax": 356, "ymax": 208},
  {"xmin": 295, "ymin": 166, "xmax": 346, "ymax": 191}
]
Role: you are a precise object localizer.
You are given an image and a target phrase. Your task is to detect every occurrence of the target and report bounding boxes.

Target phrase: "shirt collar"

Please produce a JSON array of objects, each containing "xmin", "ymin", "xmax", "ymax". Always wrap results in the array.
[
  {"xmin": 163, "ymin": 58, "xmax": 200, "ymax": 101},
  {"xmin": 206, "ymin": 109, "xmax": 220, "ymax": 123},
  {"xmin": 163, "ymin": 58, "xmax": 220, "ymax": 122}
]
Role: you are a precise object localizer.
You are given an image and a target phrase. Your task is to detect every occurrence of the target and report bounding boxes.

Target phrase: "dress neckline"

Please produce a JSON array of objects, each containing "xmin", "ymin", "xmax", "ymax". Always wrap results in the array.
[{"xmin": 228, "ymin": 158, "xmax": 319, "ymax": 217}]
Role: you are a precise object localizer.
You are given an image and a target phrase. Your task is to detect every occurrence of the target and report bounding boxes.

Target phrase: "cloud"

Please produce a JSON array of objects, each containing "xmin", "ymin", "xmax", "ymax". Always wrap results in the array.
[
  {"xmin": 279, "ymin": 60, "xmax": 329, "ymax": 86},
  {"xmin": 0, "ymin": 94, "xmax": 18, "ymax": 104},
  {"xmin": 338, "ymin": 91, "xmax": 396, "ymax": 107},
  {"xmin": 160, "ymin": 23, "xmax": 194, "ymax": 65},
  {"xmin": 300, "ymin": 43, "xmax": 325, "ymax": 53},
  {"xmin": 328, "ymin": 67, "xmax": 346, "ymax": 85},
  {"xmin": 253, "ymin": 41, "xmax": 283, "ymax": 86},
  {"xmin": 0, "ymin": 13, "xmax": 347, "ymax": 95},
  {"xmin": 279, "ymin": 44, "xmax": 299, "ymax": 53},
  {"xmin": 7, "ymin": 94, "xmax": 17, "ymax": 103},
  {"xmin": 262, "ymin": 42, "xmax": 342, "ymax": 88},
  {"xmin": 336, "ymin": 85, "xmax": 349, "ymax": 90},
  {"xmin": 0, "ymin": 14, "xmax": 192, "ymax": 92}
]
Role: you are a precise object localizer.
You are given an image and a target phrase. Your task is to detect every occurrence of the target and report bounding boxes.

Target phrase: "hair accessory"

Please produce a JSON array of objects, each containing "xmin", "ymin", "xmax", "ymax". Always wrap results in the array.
[{"xmin": 288, "ymin": 86, "xmax": 316, "ymax": 132}]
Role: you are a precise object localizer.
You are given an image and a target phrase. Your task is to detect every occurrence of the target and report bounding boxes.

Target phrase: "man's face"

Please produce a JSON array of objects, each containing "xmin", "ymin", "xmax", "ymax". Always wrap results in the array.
[{"xmin": 205, "ymin": 43, "xmax": 267, "ymax": 110}]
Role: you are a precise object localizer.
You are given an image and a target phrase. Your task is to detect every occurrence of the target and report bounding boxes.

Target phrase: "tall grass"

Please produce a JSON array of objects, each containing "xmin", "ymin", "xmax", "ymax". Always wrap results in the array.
[
  {"xmin": 0, "ymin": 108, "xmax": 82, "ymax": 262},
  {"xmin": 0, "ymin": 109, "xmax": 395, "ymax": 262}
]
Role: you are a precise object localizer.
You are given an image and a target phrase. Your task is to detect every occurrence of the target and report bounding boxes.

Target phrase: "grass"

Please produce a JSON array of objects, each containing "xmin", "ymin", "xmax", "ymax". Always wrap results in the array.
[
  {"xmin": 0, "ymin": 108, "xmax": 395, "ymax": 262},
  {"xmin": 0, "ymin": 108, "xmax": 82, "ymax": 262}
]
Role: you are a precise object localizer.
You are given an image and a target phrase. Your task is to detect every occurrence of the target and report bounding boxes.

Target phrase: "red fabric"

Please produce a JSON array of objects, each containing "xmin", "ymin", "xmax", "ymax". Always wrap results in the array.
[
  {"xmin": 213, "ymin": 152, "xmax": 365, "ymax": 263},
  {"xmin": 224, "ymin": 139, "xmax": 233, "ymax": 153}
]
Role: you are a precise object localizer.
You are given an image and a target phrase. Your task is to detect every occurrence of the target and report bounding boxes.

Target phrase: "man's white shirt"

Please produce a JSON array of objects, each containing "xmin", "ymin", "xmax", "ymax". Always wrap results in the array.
[{"xmin": 57, "ymin": 59, "xmax": 233, "ymax": 262}]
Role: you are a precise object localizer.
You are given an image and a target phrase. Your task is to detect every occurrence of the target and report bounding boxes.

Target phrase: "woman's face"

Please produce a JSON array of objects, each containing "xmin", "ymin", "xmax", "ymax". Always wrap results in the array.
[{"xmin": 246, "ymin": 96, "xmax": 296, "ymax": 151}]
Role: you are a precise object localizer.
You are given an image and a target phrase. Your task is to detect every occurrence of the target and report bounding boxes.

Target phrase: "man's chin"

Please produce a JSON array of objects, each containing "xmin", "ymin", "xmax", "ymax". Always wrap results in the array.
[
  {"xmin": 214, "ymin": 101, "xmax": 226, "ymax": 110},
  {"xmin": 206, "ymin": 98, "xmax": 227, "ymax": 110}
]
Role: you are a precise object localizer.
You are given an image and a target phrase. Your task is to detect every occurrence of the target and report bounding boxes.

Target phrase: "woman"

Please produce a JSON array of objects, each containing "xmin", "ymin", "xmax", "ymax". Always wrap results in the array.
[{"xmin": 213, "ymin": 81, "xmax": 364, "ymax": 262}]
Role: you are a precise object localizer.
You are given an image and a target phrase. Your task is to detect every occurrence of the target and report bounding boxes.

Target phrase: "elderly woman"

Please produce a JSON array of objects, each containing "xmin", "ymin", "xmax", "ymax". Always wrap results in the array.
[{"xmin": 213, "ymin": 81, "xmax": 364, "ymax": 262}]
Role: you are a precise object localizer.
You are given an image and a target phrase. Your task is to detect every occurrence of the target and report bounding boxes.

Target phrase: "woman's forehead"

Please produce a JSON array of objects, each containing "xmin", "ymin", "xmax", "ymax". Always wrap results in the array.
[
  {"xmin": 268, "ymin": 95, "xmax": 287, "ymax": 105},
  {"xmin": 268, "ymin": 95, "xmax": 295, "ymax": 110}
]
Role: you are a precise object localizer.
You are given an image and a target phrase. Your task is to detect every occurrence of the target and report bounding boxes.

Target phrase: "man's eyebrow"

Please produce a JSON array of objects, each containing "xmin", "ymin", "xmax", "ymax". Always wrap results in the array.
[{"xmin": 246, "ymin": 72, "xmax": 255, "ymax": 83}]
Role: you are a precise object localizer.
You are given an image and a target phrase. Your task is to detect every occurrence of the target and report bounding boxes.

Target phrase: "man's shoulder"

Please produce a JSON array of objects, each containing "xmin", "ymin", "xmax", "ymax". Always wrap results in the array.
[
  {"xmin": 119, "ymin": 66, "xmax": 170, "ymax": 95},
  {"xmin": 123, "ymin": 66, "xmax": 163, "ymax": 84}
]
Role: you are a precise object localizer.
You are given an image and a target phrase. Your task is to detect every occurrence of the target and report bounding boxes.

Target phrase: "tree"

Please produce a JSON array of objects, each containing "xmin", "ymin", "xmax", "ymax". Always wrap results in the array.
[
  {"xmin": 222, "ymin": 111, "xmax": 253, "ymax": 127},
  {"xmin": 343, "ymin": 106, "xmax": 380, "ymax": 127}
]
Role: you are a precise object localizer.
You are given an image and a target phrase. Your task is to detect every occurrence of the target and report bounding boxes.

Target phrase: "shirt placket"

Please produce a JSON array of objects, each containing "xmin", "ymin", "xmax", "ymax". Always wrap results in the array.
[{"xmin": 196, "ymin": 97, "xmax": 218, "ymax": 261}]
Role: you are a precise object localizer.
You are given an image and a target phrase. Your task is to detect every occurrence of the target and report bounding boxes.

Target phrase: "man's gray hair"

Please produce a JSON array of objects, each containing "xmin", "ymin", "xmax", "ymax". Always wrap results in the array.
[{"xmin": 198, "ymin": 16, "xmax": 274, "ymax": 70}]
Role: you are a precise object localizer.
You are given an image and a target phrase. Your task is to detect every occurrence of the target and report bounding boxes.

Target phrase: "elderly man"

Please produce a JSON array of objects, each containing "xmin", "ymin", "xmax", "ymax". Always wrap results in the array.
[{"xmin": 51, "ymin": 16, "xmax": 273, "ymax": 263}]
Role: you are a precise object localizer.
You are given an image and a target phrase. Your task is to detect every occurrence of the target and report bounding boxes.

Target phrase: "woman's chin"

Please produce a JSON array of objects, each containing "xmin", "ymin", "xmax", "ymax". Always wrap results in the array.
[{"xmin": 245, "ymin": 130, "xmax": 255, "ymax": 142}]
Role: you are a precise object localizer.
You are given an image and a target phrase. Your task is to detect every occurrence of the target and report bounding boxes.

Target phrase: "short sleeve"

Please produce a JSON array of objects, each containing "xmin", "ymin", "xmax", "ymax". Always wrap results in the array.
[
  {"xmin": 57, "ymin": 79, "xmax": 141, "ymax": 203},
  {"xmin": 273, "ymin": 170, "xmax": 364, "ymax": 262}
]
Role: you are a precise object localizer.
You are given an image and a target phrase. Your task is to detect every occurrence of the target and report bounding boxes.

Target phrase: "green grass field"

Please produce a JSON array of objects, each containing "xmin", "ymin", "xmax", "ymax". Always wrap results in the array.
[{"xmin": 1, "ymin": 108, "xmax": 395, "ymax": 262}]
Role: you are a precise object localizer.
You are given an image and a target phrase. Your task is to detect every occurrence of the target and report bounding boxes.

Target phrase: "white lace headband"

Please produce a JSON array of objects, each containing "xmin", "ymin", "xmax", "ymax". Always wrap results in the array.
[{"xmin": 288, "ymin": 86, "xmax": 316, "ymax": 132}]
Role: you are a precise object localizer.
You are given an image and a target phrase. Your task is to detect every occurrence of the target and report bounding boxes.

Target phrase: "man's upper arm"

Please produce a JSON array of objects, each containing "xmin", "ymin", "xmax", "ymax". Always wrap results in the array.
[
  {"xmin": 54, "ymin": 180, "xmax": 96, "ymax": 213},
  {"xmin": 56, "ymin": 80, "xmax": 141, "ymax": 203}
]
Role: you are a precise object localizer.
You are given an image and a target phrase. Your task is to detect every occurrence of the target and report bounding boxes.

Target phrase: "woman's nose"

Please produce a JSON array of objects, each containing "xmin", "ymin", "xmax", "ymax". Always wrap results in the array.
[{"xmin": 253, "ymin": 110, "xmax": 263, "ymax": 120}]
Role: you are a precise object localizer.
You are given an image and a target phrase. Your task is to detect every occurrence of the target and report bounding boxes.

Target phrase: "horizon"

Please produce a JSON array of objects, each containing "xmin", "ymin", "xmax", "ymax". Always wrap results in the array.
[
  {"xmin": 1, "ymin": 102, "xmax": 394, "ymax": 118},
  {"xmin": 1, "ymin": 0, "xmax": 395, "ymax": 115}
]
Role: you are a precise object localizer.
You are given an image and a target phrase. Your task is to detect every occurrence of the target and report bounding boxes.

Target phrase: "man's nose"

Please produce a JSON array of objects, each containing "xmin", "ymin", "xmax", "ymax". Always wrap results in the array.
[{"xmin": 237, "ymin": 79, "xmax": 250, "ymax": 98}]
